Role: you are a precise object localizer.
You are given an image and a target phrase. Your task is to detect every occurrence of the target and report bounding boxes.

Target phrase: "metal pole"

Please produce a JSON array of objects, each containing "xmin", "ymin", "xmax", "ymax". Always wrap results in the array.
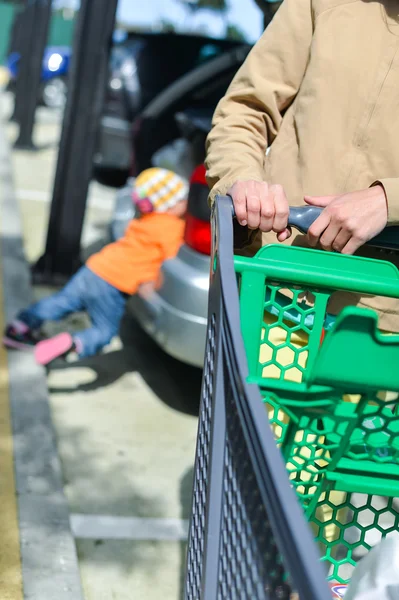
[
  {"xmin": 7, "ymin": 4, "xmax": 25, "ymax": 56},
  {"xmin": 14, "ymin": 0, "xmax": 53, "ymax": 148},
  {"xmin": 32, "ymin": 0, "xmax": 119, "ymax": 284}
]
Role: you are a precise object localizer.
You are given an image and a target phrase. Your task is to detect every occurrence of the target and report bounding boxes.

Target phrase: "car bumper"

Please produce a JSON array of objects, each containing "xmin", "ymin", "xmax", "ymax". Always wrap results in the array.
[
  {"xmin": 93, "ymin": 115, "xmax": 132, "ymax": 171},
  {"xmin": 128, "ymin": 246, "xmax": 210, "ymax": 368}
]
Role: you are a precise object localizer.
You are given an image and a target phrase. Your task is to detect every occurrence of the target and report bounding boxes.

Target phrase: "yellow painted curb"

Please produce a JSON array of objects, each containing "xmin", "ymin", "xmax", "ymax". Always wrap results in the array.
[
  {"xmin": 0, "ymin": 68, "xmax": 10, "ymax": 88},
  {"xmin": 0, "ymin": 165, "xmax": 23, "ymax": 599}
]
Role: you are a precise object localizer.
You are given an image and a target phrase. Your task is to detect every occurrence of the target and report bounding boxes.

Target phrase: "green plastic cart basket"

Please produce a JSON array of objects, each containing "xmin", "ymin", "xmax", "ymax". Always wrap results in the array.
[{"xmin": 234, "ymin": 201, "xmax": 399, "ymax": 585}]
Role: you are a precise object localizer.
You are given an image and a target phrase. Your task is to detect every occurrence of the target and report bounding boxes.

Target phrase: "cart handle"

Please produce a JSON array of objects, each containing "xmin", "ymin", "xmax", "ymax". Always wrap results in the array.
[{"xmin": 227, "ymin": 196, "xmax": 399, "ymax": 251}]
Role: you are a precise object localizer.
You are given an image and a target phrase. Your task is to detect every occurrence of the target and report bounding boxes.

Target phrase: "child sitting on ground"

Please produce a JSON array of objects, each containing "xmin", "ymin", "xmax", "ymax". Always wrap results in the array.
[{"xmin": 3, "ymin": 168, "xmax": 188, "ymax": 365}]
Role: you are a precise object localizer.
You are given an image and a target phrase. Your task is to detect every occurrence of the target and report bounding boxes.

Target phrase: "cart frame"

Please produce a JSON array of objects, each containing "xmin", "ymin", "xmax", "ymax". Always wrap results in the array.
[{"xmin": 185, "ymin": 196, "xmax": 331, "ymax": 600}]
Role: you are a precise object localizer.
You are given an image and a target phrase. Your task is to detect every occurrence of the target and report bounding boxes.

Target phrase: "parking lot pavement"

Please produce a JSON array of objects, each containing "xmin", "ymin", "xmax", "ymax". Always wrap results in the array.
[
  {"xmin": 2, "ymin": 92, "xmax": 201, "ymax": 599},
  {"xmin": 48, "ymin": 320, "xmax": 200, "ymax": 600}
]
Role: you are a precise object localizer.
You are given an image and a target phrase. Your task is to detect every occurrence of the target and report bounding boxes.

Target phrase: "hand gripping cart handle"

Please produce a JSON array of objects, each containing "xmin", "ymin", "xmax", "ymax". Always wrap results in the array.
[
  {"xmin": 229, "ymin": 201, "xmax": 399, "ymax": 251},
  {"xmin": 288, "ymin": 205, "xmax": 399, "ymax": 250},
  {"xmin": 185, "ymin": 195, "xmax": 332, "ymax": 600}
]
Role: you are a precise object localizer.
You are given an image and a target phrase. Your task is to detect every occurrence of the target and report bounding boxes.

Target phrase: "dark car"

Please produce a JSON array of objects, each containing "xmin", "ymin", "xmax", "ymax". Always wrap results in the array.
[
  {"xmin": 130, "ymin": 44, "xmax": 250, "ymax": 177},
  {"xmin": 93, "ymin": 32, "xmax": 245, "ymax": 184},
  {"xmin": 110, "ymin": 44, "xmax": 250, "ymax": 242}
]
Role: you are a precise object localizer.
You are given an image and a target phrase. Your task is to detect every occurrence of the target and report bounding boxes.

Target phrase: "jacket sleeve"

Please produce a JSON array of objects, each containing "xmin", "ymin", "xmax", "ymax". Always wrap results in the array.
[
  {"xmin": 206, "ymin": 0, "xmax": 314, "ymax": 204},
  {"xmin": 373, "ymin": 179, "xmax": 399, "ymax": 225}
]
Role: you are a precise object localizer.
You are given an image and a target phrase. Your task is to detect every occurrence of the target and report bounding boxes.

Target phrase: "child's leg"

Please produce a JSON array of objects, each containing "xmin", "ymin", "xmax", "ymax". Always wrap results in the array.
[
  {"xmin": 75, "ymin": 277, "xmax": 127, "ymax": 357},
  {"xmin": 17, "ymin": 267, "xmax": 89, "ymax": 329},
  {"xmin": 34, "ymin": 271, "xmax": 127, "ymax": 363},
  {"xmin": 4, "ymin": 267, "xmax": 90, "ymax": 351},
  {"xmin": 34, "ymin": 324, "xmax": 119, "ymax": 365},
  {"xmin": 73, "ymin": 325, "xmax": 119, "ymax": 358}
]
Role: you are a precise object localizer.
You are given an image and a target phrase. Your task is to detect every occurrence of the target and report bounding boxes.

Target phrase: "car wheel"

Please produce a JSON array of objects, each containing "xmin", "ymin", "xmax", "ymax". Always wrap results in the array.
[{"xmin": 41, "ymin": 77, "xmax": 67, "ymax": 109}]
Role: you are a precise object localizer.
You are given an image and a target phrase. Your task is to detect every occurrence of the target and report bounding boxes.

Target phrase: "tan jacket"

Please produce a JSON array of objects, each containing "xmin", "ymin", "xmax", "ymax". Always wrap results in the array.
[{"xmin": 206, "ymin": 0, "xmax": 399, "ymax": 331}]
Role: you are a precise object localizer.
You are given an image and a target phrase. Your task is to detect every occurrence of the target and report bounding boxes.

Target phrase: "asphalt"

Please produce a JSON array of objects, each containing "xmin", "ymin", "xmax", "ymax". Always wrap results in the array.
[{"xmin": 0, "ymin": 91, "xmax": 201, "ymax": 599}]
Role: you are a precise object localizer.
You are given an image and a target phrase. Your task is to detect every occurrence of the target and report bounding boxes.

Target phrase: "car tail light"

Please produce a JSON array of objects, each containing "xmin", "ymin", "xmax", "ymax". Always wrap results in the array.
[
  {"xmin": 184, "ymin": 213, "xmax": 211, "ymax": 255},
  {"xmin": 184, "ymin": 164, "xmax": 211, "ymax": 255}
]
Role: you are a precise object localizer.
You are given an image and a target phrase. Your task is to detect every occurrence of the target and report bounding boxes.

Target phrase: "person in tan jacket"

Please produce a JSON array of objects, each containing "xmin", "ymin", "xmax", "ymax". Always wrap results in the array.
[{"xmin": 206, "ymin": 0, "xmax": 399, "ymax": 332}]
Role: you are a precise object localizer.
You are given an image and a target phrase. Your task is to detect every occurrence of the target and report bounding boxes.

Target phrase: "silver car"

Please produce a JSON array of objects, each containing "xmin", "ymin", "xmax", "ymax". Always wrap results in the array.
[
  {"xmin": 129, "ymin": 244, "xmax": 210, "ymax": 368},
  {"xmin": 111, "ymin": 163, "xmax": 211, "ymax": 368}
]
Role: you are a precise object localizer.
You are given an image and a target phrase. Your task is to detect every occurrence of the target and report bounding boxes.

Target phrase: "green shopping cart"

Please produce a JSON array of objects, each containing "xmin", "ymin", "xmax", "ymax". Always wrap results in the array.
[{"xmin": 185, "ymin": 195, "xmax": 399, "ymax": 600}]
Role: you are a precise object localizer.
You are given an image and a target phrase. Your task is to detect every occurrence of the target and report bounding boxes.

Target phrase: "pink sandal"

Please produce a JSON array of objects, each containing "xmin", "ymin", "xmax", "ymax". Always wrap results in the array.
[{"xmin": 34, "ymin": 333, "xmax": 74, "ymax": 366}]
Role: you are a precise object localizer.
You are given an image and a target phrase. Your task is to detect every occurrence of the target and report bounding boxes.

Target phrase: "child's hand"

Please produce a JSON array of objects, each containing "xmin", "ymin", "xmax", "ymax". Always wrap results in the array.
[
  {"xmin": 227, "ymin": 180, "xmax": 291, "ymax": 241},
  {"xmin": 138, "ymin": 282, "xmax": 155, "ymax": 300}
]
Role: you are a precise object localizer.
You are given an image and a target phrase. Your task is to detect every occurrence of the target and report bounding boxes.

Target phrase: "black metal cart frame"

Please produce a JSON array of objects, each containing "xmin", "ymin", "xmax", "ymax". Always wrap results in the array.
[{"xmin": 185, "ymin": 196, "xmax": 331, "ymax": 600}]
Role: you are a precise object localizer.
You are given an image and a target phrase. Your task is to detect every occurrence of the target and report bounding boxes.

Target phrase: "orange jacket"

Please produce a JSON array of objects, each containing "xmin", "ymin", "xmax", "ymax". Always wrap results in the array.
[{"xmin": 87, "ymin": 213, "xmax": 185, "ymax": 295}]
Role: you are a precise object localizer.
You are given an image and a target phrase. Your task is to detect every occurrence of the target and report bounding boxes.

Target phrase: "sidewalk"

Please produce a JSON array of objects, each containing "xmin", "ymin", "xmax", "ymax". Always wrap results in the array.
[
  {"xmin": 1, "ymin": 91, "xmax": 201, "ymax": 599},
  {"xmin": 0, "ymin": 95, "xmax": 84, "ymax": 600}
]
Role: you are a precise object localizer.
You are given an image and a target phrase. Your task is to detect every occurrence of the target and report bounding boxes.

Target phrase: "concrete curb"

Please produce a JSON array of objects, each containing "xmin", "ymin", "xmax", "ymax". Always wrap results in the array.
[{"xmin": 0, "ymin": 94, "xmax": 84, "ymax": 600}]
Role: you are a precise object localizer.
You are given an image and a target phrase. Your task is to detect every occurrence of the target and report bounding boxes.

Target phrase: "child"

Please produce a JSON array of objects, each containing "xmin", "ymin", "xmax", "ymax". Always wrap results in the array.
[{"xmin": 3, "ymin": 168, "xmax": 188, "ymax": 365}]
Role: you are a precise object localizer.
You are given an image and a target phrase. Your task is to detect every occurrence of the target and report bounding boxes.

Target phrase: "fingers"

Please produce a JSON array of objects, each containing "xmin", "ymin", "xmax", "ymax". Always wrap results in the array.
[
  {"xmin": 304, "ymin": 195, "xmax": 336, "ymax": 207},
  {"xmin": 277, "ymin": 227, "xmax": 292, "ymax": 242},
  {"xmin": 227, "ymin": 181, "xmax": 289, "ymax": 234},
  {"xmin": 330, "ymin": 229, "xmax": 351, "ymax": 253},
  {"xmin": 306, "ymin": 191, "xmax": 372, "ymax": 254},
  {"xmin": 319, "ymin": 221, "xmax": 341, "ymax": 251},
  {"xmin": 270, "ymin": 184, "xmax": 289, "ymax": 233},
  {"xmin": 229, "ymin": 183, "xmax": 248, "ymax": 226},
  {"xmin": 258, "ymin": 183, "xmax": 274, "ymax": 231},
  {"xmin": 341, "ymin": 236, "xmax": 365, "ymax": 255},
  {"xmin": 307, "ymin": 211, "xmax": 331, "ymax": 247},
  {"xmin": 247, "ymin": 182, "xmax": 268, "ymax": 230}
]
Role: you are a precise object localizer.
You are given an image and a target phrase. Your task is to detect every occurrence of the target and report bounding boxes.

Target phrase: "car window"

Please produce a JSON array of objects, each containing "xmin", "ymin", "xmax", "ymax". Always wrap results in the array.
[
  {"xmin": 195, "ymin": 43, "xmax": 227, "ymax": 67},
  {"xmin": 135, "ymin": 35, "xmax": 240, "ymax": 105},
  {"xmin": 190, "ymin": 70, "xmax": 236, "ymax": 106},
  {"xmin": 132, "ymin": 46, "xmax": 250, "ymax": 174},
  {"xmin": 142, "ymin": 47, "xmax": 250, "ymax": 119}
]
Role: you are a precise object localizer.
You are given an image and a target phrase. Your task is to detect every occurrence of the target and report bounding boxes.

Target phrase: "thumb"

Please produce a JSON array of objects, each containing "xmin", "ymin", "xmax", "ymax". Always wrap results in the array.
[{"xmin": 304, "ymin": 194, "xmax": 336, "ymax": 207}]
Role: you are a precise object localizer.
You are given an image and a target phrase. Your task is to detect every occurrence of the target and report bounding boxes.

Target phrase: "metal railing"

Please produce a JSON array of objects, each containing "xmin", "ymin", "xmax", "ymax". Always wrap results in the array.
[{"xmin": 185, "ymin": 196, "xmax": 331, "ymax": 600}]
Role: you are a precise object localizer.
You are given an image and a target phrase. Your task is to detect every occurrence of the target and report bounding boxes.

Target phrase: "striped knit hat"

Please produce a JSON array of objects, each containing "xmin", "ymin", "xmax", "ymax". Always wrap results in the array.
[{"xmin": 132, "ymin": 168, "xmax": 189, "ymax": 215}]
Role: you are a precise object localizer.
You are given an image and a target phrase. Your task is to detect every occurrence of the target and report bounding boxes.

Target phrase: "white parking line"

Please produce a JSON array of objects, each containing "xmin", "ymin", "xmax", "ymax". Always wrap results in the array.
[{"xmin": 70, "ymin": 514, "xmax": 190, "ymax": 541}]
